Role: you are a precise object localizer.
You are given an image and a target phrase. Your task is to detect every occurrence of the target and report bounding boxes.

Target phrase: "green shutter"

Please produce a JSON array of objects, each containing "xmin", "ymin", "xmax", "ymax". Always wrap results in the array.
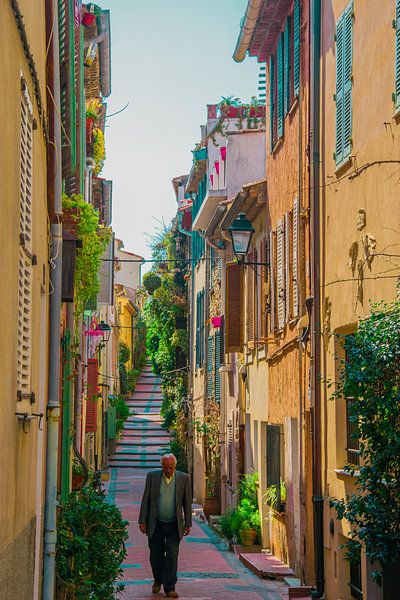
[
  {"xmin": 207, "ymin": 335, "xmax": 213, "ymax": 397},
  {"xmin": 284, "ymin": 16, "xmax": 291, "ymax": 114},
  {"xmin": 68, "ymin": 0, "xmax": 77, "ymax": 171},
  {"xmin": 269, "ymin": 54, "xmax": 275, "ymax": 152},
  {"xmin": 196, "ymin": 292, "xmax": 200, "ymax": 368},
  {"xmin": 277, "ymin": 34, "xmax": 284, "ymax": 138},
  {"xmin": 335, "ymin": 1, "xmax": 353, "ymax": 165},
  {"xmin": 293, "ymin": 0, "xmax": 301, "ymax": 97},
  {"xmin": 215, "ymin": 330, "xmax": 221, "ymax": 402},
  {"xmin": 396, "ymin": 0, "xmax": 400, "ymax": 108}
]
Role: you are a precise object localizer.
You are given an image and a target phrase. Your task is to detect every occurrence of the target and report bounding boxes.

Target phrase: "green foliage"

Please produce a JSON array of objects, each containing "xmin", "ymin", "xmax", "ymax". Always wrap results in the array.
[
  {"xmin": 218, "ymin": 473, "xmax": 260, "ymax": 543},
  {"xmin": 263, "ymin": 479, "xmax": 286, "ymax": 511},
  {"xmin": 56, "ymin": 483, "xmax": 128, "ymax": 598},
  {"xmin": 92, "ymin": 127, "xmax": 106, "ymax": 175},
  {"xmin": 167, "ymin": 438, "xmax": 188, "ymax": 473},
  {"xmin": 110, "ymin": 395, "xmax": 130, "ymax": 433},
  {"xmin": 62, "ymin": 194, "xmax": 111, "ymax": 319},
  {"xmin": 330, "ymin": 300, "xmax": 400, "ymax": 585},
  {"xmin": 142, "ymin": 271, "xmax": 162, "ymax": 295}
]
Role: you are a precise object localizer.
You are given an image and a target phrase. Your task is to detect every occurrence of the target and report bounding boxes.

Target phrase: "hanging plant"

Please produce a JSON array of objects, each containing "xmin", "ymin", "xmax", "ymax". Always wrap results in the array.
[
  {"xmin": 92, "ymin": 127, "xmax": 106, "ymax": 175},
  {"xmin": 330, "ymin": 299, "xmax": 400, "ymax": 586},
  {"xmin": 62, "ymin": 194, "xmax": 111, "ymax": 319}
]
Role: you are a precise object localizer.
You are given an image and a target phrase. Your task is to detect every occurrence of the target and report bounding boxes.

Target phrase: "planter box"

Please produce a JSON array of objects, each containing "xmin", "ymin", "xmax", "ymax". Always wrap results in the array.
[{"xmin": 63, "ymin": 206, "xmax": 80, "ymax": 236}]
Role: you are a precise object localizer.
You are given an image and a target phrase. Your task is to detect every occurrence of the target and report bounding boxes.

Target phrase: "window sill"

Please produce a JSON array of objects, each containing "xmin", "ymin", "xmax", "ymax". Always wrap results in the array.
[
  {"xmin": 271, "ymin": 138, "xmax": 283, "ymax": 155},
  {"xmin": 334, "ymin": 155, "xmax": 352, "ymax": 176},
  {"xmin": 334, "ymin": 468, "xmax": 360, "ymax": 478},
  {"xmin": 392, "ymin": 106, "xmax": 400, "ymax": 121}
]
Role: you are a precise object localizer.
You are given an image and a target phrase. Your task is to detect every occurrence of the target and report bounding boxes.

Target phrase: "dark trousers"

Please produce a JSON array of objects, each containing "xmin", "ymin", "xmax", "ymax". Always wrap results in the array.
[{"xmin": 148, "ymin": 520, "xmax": 180, "ymax": 592}]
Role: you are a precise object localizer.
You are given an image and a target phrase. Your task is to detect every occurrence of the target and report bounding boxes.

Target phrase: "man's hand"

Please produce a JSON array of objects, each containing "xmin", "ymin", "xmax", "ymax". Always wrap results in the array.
[
  {"xmin": 139, "ymin": 523, "xmax": 147, "ymax": 534},
  {"xmin": 183, "ymin": 527, "xmax": 190, "ymax": 536}
]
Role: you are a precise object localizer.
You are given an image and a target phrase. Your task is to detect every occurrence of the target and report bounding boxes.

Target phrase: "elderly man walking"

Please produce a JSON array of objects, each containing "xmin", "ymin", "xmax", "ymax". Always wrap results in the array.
[{"xmin": 139, "ymin": 453, "xmax": 192, "ymax": 598}]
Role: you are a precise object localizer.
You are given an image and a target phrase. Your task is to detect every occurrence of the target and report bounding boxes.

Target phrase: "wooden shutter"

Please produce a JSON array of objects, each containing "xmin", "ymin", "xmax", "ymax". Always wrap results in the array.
[
  {"xmin": 335, "ymin": 2, "xmax": 353, "ymax": 164},
  {"xmin": 277, "ymin": 33, "xmax": 284, "ymax": 138},
  {"xmin": 17, "ymin": 85, "xmax": 34, "ymax": 395},
  {"xmin": 86, "ymin": 358, "xmax": 98, "ymax": 432},
  {"xmin": 228, "ymin": 420, "xmax": 233, "ymax": 484},
  {"xmin": 292, "ymin": 197, "xmax": 300, "ymax": 318},
  {"xmin": 293, "ymin": 0, "xmax": 301, "ymax": 97},
  {"xmin": 247, "ymin": 251, "xmax": 255, "ymax": 346},
  {"xmin": 215, "ymin": 330, "xmax": 221, "ymax": 402},
  {"xmin": 277, "ymin": 219, "xmax": 286, "ymax": 330},
  {"xmin": 266, "ymin": 424, "xmax": 281, "ymax": 504},
  {"xmin": 269, "ymin": 231, "xmax": 276, "ymax": 333},
  {"xmin": 396, "ymin": 0, "xmax": 400, "ymax": 108},
  {"xmin": 285, "ymin": 211, "xmax": 292, "ymax": 323},
  {"xmin": 225, "ymin": 263, "xmax": 243, "ymax": 353},
  {"xmin": 207, "ymin": 335, "xmax": 213, "ymax": 397},
  {"xmin": 260, "ymin": 238, "xmax": 267, "ymax": 341},
  {"xmin": 59, "ymin": 0, "xmax": 72, "ymax": 177},
  {"xmin": 269, "ymin": 55, "xmax": 275, "ymax": 152},
  {"xmin": 284, "ymin": 16, "xmax": 291, "ymax": 114}
]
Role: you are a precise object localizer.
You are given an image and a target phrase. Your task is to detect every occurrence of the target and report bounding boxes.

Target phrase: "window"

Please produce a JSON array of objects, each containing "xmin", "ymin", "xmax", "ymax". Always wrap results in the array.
[
  {"xmin": 277, "ymin": 219, "xmax": 286, "ymax": 330},
  {"xmin": 395, "ymin": 0, "xmax": 400, "ymax": 109},
  {"xmin": 285, "ymin": 211, "xmax": 292, "ymax": 323},
  {"xmin": 293, "ymin": 0, "xmax": 301, "ymax": 97},
  {"xmin": 349, "ymin": 557, "xmax": 363, "ymax": 599},
  {"xmin": 335, "ymin": 1, "xmax": 353, "ymax": 165},
  {"xmin": 258, "ymin": 238, "xmax": 268, "ymax": 342},
  {"xmin": 17, "ymin": 80, "xmax": 34, "ymax": 400},
  {"xmin": 277, "ymin": 33, "xmax": 284, "ymax": 139},
  {"xmin": 292, "ymin": 197, "xmax": 300, "ymax": 318},
  {"xmin": 345, "ymin": 334, "xmax": 360, "ymax": 466},
  {"xmin": 246, "ymin": 250, "xmax": 256, "ymax": 346},
  {"xmin": 268, "ymin": 231, "xmax": 276, "ymax": 333},
  {"xmin": 269, "ymin": 54, "xmax": 275, "ymax": 152},
  {"xmin": 266, "ymin": 424, "xmax": 285, "ymax": 510}
]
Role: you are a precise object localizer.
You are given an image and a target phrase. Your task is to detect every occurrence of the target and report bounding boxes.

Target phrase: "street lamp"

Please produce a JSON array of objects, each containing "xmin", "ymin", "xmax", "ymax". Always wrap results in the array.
[
  {"xmin": 98, "ymin": 320, "xmax": 112, "ymax": 348},
  {"xmin": 227, "ymin": 213, "xmax": 255, "ymax": 262}
]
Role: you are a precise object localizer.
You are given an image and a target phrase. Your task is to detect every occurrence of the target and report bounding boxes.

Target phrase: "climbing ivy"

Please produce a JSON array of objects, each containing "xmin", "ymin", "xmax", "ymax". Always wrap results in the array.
[
  {"xmin": 62, "ymin": 194, "xmax": 111, "ymax": 319},
  {"xmin": 330, "ymin": 299, "xmax": 400, "ymax": 585}
]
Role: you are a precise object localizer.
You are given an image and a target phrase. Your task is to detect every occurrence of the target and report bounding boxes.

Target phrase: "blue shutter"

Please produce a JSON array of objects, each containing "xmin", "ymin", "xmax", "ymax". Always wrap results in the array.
[
  {"xmin": 277, "ymin": 34, "xmax": 284, "ymax": 138},
  {"xmin": 215, "ymin": 330, "xmax": 221, "ymax": 402},
  {"xmin": 207, "ymin": 335, "xmax": 213, "ymax": 397},
  {"xmin": 396, "ymin": 0, "xmax": 400, "ymax": 108},
  {"xmin": 293, "ymin": 0, "xmax": 301, "ymax": 97},
  {"xmin": 269, "ymin": 55, "xmax": 275, "ymax": 152},
  {"xmin": 335, "ymin": 2, "xmax": 353, "ymax": 164},
  {"xmin": 284, "ymin": 16, "xmax": 291, "ymax": 114}
]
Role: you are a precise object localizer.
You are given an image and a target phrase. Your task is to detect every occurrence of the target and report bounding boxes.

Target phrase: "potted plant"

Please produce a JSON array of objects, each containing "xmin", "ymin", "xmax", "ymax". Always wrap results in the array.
[
  {"xmin": 203, "ymin": 473, "xmax": 221, "ymax": 519},
  {"xmin": 72, "ymin": 460, "xmax": 86, "ymax": 490},
  {"xmin": 237, "ymin": 499, "xmax": 261, "ymax": 546}
]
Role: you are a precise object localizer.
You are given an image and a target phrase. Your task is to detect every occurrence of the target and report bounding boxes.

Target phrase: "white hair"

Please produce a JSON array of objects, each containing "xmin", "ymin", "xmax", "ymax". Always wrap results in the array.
[{"xmin": 161, "ymin": 453, "xmax": 177, "ymax": 465}]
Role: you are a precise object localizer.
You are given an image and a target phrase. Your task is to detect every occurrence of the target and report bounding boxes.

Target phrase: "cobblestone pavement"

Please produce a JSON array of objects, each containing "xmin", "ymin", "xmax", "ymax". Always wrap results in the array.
[{"xmin": 108, "ymin": 363, "xmax": 289, "ymax": 600}]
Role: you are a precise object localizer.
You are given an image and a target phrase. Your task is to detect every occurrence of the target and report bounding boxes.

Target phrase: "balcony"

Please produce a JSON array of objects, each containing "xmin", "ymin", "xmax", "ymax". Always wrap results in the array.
[{"xmin": 192, "ymin": 188, "xmax": 227, "ymax": 231}]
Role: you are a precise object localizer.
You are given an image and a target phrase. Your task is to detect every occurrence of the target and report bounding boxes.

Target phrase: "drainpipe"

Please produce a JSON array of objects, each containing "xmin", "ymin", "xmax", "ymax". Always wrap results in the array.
[
  {"xmin": 310, "ymin": 0, "xmax": 324, "ymax": 597},
  {"xmin": 43, "ymin": 0, "xmax": 62, "ymax": 597}
]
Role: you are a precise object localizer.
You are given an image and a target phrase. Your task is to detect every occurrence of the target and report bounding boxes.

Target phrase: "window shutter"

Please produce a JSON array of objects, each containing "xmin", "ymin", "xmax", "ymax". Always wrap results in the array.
[
  {"xmin": 59, "ymin": 0, "xmax": 73, "ymax": 177},
  {"xmin": 269, "ymin": 231, "xmax": 276, "ymax": 333},
  {"xmin": 260, "ymin": 238, "xmax": 267, "ymax": 341},
  {"xmin": 266, "ymin": 424, "xmax": 281, "ymax": 504},
  {"xmin": 225, "ymin": 263, "xmax": 243, "ymax": 353},
  {"xmin": 395, "ymin": 0, "xmax": 400, "ymax": 108},
  {"xmin": 277, "ymin": 34, "xmax": 284, "ymax": 138},
  {"xmin": 269, "ymin": 55, "xmax": 275, "ymax": 152},
  {"xmin": 18, "ymin": 85, "xmax": 34, "ymax": 396},
  {"xmin": 284, "ymin": 16, "xmax": 291, "ymax": 114},
  {"xmin": 293, "ymin": 0, "xmax": 301, "ymax": 97},
  {"xmin": 86, "ymin": 358, "xmax": 98, "ymax": 433},
  {"xmin": 247, "ymin": 251, "xmax": 255, "ymax": 346},
  {"xmin": 292, "ymin": 197, "xmax": 300, "ymax": 318},
  {"xmin": 277, "ymin": 219, "xmax": 286, "ymax": 330},
  {"xmin": 285, "ymin": 211, "xmax": 292, "ymax": 323},
  {"xmin": 335, "ymin": 2, "xmax": 353, "ymax": 164},
  {"xmin": 196, "ymin": 292, "xmax": 200, "ymax": 368},
  {"xmin": 207, "ymin": 335, "xmax": 213, "ymax": 397},
  {"xmin": 215, "ymin": 330, "xmax": 221, "ymax": 402}
]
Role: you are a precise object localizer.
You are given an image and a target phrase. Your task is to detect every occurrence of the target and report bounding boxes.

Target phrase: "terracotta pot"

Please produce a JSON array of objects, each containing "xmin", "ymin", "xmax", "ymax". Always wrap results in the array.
[
  {"xmin": 239, "ymin": 528, "xmax": 258, "ymax": 546},
  {"xmin": 72, "ymin": 472, "xmax": 85, "ymax": 491},
  {"xmin": 203, "ymin": 497, "xmax": 221, "ymax": 520}
]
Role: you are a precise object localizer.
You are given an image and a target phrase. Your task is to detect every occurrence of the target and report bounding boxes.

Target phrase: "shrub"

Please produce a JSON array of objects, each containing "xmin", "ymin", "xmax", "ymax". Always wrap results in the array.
[
  {"xmin": 167, "ymin": 438, "xmax": 187, "ymax": 473},
  {"xmin": 218, "ymin": 472, "xmax": 261, "ymax": 543},
  {"xmin": 56, "ymin": 483, "xmax": 128, "ymax": 599}
]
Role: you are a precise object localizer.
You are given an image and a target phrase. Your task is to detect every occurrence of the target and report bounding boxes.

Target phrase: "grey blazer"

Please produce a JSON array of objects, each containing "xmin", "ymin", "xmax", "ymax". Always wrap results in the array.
[{"xmin": 138, "ymin": 470, "xmax": 192, "ymax": 539}]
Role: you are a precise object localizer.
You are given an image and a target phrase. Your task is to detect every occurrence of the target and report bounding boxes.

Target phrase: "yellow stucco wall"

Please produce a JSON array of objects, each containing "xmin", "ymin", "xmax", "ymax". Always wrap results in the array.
[
  {"xmin": 0, "ymin": 2, "xmax": 48, "ymax": 597},
  {"xmin": 321, "ymin": 2, "xmax": 400, "ymax": 598},
  {"xmin": 117, "ymin": 296, "xmax": 136, "ymax": 371}
]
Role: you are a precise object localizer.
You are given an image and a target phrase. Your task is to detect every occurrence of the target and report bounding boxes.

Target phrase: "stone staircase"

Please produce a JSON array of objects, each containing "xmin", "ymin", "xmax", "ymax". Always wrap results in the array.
[{"xmin": 109, "ymin": 360, "xmax": 171, "ymax": 469}]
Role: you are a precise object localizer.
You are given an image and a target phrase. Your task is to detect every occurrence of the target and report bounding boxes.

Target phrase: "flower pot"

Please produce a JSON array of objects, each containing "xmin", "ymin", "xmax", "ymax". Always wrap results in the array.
[
  {"xmin": 63, "ymin": 206, "xmax": 80, "ymax": 236},
  {"xmin": 72, "ymin": 472, "xmax": 85, "ymax": 490},
  {"xmin": 239, "ymin": 528, "xmax": 258, "ymax": 546},
  {"xmin": 203, "ymin": 497, "xmax": 221, "ymax": 520}
]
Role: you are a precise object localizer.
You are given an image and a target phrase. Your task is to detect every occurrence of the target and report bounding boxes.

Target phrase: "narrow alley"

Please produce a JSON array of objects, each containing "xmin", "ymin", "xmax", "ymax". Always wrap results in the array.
[{"xmin": 107, "ymin": 361, "xmax": 290, "ymax": 600}]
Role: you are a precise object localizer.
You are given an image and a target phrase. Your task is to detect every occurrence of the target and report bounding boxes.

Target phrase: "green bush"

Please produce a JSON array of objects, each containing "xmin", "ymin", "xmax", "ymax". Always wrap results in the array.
[
  {"xmin": 218, "ymin": 473, "xmax": 261, "ymax": 543},
  {"xmin": 110, "ymin": 395, "xmax": 130, "ymax": 433},
  {"xmin": 56, "ymin": 483, "xmax": 128, "ymax": 598}
]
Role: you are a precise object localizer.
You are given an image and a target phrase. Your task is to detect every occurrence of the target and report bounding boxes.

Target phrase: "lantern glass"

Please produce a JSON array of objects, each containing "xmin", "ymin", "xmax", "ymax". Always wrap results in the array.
[{"xmin": 230, "ymin": 230, "xmax": 253, "ymax": 258}]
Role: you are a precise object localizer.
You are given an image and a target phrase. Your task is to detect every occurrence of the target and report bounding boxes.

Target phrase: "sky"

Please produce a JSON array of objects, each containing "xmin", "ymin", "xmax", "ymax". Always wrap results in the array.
[{"xmin": 96, "ymin": 0, "xmax": 259, "ymax": 262}]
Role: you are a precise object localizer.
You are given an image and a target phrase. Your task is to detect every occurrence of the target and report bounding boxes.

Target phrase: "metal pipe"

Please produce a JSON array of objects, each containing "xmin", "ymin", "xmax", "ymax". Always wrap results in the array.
[
  {"xmin": 310, "ymin": 0, "xmax": 324, "ymax": 596},
  {"xmin": 43, "ymin": 0, "xmax": 62, "ymax": 596}
]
